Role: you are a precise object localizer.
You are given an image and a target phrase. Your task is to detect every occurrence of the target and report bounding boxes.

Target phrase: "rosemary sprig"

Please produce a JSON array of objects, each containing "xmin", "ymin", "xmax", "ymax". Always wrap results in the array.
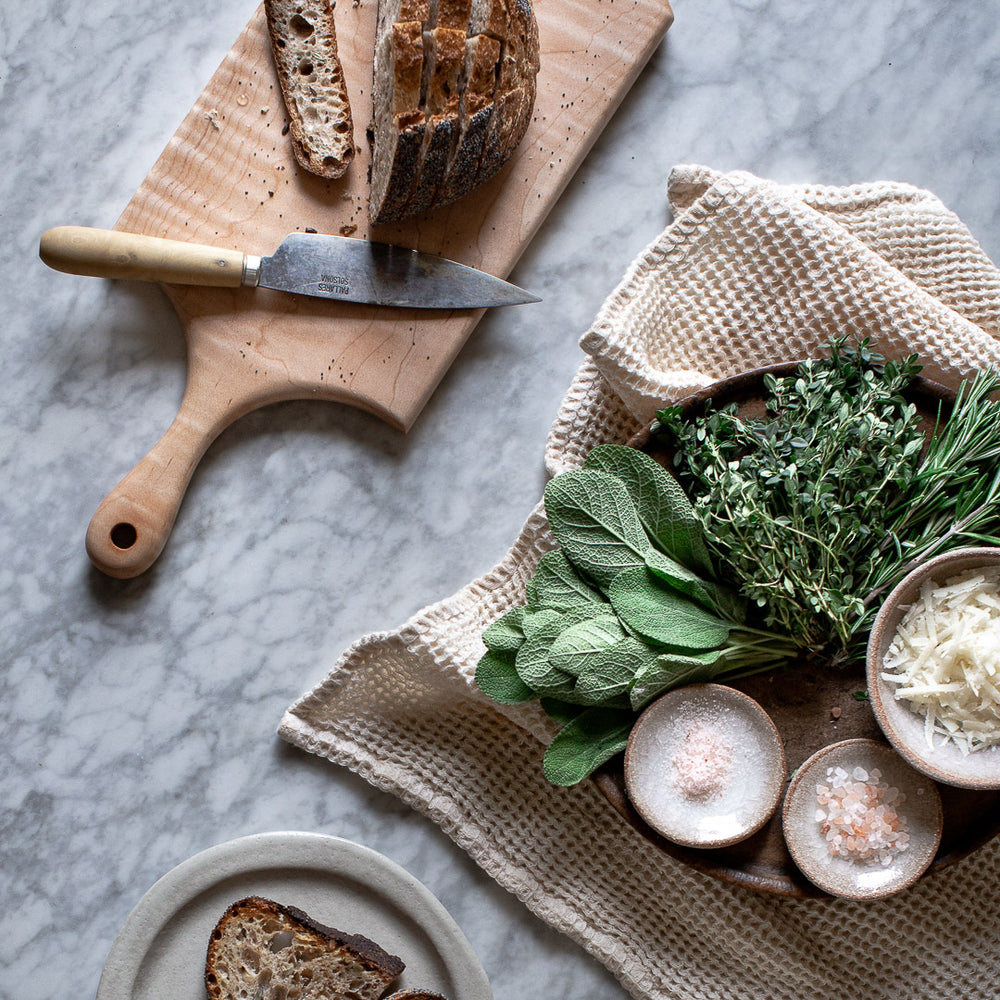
[{"xmin": 850, "ymin": 368, "xmax": 1000, "ymax": 655}]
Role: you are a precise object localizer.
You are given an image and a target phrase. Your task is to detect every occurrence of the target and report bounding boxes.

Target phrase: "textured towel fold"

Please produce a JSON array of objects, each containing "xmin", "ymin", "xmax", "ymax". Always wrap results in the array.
[{"xmin": 281, "ymin": 165, "xmax": 1000, "ymax": 1000}]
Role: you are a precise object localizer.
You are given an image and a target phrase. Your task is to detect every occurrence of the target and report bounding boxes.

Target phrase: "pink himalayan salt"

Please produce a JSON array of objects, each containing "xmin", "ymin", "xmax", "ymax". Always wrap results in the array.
[
  {"xmin": 670, "ymin": 721, "xmax": 734, "ymax": 800},
  {"xmin": 815, "ymin": 765, "xmax": 910, "ymax": 867}
]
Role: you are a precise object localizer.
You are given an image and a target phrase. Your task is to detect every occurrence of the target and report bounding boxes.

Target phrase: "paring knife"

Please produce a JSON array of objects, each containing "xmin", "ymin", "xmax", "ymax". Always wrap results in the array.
[{"xmin": 38, "ymin": 226, "xmax": 540, "ymax": 309}]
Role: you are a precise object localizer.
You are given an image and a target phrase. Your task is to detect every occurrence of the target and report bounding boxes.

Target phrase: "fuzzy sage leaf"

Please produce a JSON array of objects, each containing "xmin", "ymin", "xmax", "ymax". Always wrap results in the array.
[
  {"xmin": 475, "ymin": 649, "xmax": 535, "ymax": 704},
  {"xmin": 543, "ymin": 469, "xmax": 652, "ymax": 588},
  {"xmin": 542, "ymin": 708, "xmax": 634, "ymax": 786},
  {"xmin": 609, "ymin": 566, "xmax": 732, "ymax": 650},
  {"xmin": 584, "ymin": 443, "xmax": 714, "ymax": 573},
  {"xmin": 629, "ymin": 648, "xmax": 722, "ymax": 710},
  {"xmin": 526, "ymin": 549, "xmax": 605, "ymax": 611}
]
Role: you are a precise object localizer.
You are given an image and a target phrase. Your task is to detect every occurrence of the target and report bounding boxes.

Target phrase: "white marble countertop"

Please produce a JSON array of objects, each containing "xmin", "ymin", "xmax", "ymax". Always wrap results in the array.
[{"xmin": 4, "ymin": 2, "xmax": 1000, "ymax": 998}]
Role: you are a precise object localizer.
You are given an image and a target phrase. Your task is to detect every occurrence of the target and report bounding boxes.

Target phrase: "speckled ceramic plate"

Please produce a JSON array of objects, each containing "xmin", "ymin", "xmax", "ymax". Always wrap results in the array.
[{"xmin": 96, "ymin": 832, "xmax": 492, "ymax": 1000}]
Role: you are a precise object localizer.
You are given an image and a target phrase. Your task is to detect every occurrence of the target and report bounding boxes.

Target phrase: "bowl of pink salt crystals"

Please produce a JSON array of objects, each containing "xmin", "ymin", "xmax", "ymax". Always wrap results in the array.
[
  {"xmin": 623, "ymin": 684, "xmax": 785, "ymax": 849},
  {"xmin": 782, "ymin": 738, "xmax": 943, "ymax": 899}
]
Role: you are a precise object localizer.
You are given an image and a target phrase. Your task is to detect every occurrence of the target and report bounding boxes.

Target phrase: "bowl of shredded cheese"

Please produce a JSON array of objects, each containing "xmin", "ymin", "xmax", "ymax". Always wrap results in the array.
[{"xmin": 867, "ymin": 547, "xmax": 1000, "ymax": 789}]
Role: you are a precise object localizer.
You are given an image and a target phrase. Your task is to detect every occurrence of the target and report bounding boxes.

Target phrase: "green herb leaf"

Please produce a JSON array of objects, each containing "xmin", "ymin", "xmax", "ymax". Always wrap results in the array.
[
  {"xmin": 645, "ymin": 548, "xmax": 745, "ymax": 621},
  {"xmin": 547, "ymin": 615, "xmax": 628, "ymax": 676},
  {"xmin": 573, "ymin": 637, "xmax": 659, "ymax": 707},
  {"xmin": 526, "ymin": 549, "xmax": 605, "ymax": 611},
  {"xmin": 629, "ymin": 649, "xmax": 722, "ymax": 710},
  {"xmin": 521, "ymin": 608, "xmax": 565, "ymax": 639},
  {"xmin": 583, "ymin": 444, "xmax": 714, "ymax": 573},
  {"xmin": 514, "ymin": 627, "xmax": 577, "ymax": 698},
  {"xmin": 514, "ymin": 606, "xmax": 616, "ymax": 698},
  {"xmin": 608, "ymin": 566, "xmax": 732, "ymax": 650},
  {"xmin": 542, "ymin": 707, "xmax": 634, "ymax": 786},
  {"xmin": 539, "ymin": 697, "xmax": 586, "ymax": 725},
  {"xmin": 475, "ymin": 649, "xmax": 535, "ymax": 704},
  {"xmin": 543, "ymin": 469, "xmax": 651, "ymax": 587},
  {"xmin": 482, "ymin": 606, "xmax": 530, "ymax": 652}
]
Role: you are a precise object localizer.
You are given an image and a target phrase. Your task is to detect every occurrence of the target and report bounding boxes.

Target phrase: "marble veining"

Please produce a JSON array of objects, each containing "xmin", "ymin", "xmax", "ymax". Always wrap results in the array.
[{"xmin": 3, "ymin": 1, "xmax": 1000, "ymax": 999}]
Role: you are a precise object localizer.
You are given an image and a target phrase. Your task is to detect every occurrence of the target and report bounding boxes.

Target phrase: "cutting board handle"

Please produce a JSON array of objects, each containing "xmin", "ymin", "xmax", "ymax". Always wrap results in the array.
[{"xmin": 86, "ymin": 378, "xmax": 227, "ymax": 578}]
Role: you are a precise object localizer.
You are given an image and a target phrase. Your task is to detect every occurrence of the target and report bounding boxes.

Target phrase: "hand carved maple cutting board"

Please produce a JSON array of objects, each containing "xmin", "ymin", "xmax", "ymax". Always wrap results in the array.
[{"xmin": 88, "ymin": 0, "xmax": 674, "ymax": 578}]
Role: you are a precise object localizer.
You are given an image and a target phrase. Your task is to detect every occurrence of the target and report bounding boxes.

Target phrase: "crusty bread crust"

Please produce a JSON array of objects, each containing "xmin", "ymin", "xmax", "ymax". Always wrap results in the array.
[
  {"xmin": 205, "ymin": 896, "xmax": 404, "ymax": 1000},
  {"xmin": 369, "ymin": 0, "xmax": 538, "ymax": 223},
  {"xmin": 474, "ymin": 0, "xmax": 537, "ymax": 186},
  {"xmin": 400, "ymin": 24, "xmax": 468, "ymax": 218},
  {"xmin": 265, "ymin": 0, "xmax": 356, "ymax": 179}
]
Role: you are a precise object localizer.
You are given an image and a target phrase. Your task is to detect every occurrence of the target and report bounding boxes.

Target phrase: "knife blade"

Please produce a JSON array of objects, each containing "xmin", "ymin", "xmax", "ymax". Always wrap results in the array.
[{"xmin": 38, "ymin": 226, "xmax": 540, "ymax": 309}]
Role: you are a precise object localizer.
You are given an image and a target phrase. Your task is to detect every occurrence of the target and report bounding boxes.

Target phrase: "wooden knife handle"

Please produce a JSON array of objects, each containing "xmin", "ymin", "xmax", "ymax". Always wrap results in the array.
[{"xmin": 40, "ymin": 226, "xmax": 247, "ymax": 287}]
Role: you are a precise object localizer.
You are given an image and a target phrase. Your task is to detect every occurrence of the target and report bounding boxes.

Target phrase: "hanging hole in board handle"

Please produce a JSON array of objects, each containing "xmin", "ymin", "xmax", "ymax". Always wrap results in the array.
[
  {"xmin": 85, "ymin": 441, "xmax": 193, "ymax": 578},
  {"xmin": 109, "ymin": 522, "xmax": 139, "ymax": 550}
]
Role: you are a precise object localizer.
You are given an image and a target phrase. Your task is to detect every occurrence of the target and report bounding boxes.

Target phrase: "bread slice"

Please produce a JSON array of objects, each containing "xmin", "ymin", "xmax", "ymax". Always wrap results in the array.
[
  {"xmin": 265, "ymin": 0, "xmax": 356, "ymax": 179},
  {"xmin": 472, "ymin": 0, "xmax": 538, "ymax": 188},
  {"xmin": 398, "ymin": 23, "xmax": 469, "ymax": 218},
  {"xmin": 370, "ymin": 17, "xmax": 428, "ymax": 221},
  {"xmin": 434, "ymin": 32, "xmax": 500, "ymax": 207},
  {"xmin": 205, "ymin": 896, "xmax": 405, "ymax": 1000},
  {"xmin": 369, "ymin": 0, "xmax": 538, "ymax": 223}
]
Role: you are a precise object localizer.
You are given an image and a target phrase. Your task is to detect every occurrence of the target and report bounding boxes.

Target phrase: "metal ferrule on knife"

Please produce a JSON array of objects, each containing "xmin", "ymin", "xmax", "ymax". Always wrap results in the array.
[{"xmin": 241, "ymin": 254, "xmax": 263, "ymax": 287}]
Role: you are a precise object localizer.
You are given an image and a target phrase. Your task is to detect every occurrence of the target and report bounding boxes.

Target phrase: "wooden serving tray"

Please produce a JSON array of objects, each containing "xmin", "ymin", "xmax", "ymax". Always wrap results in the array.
[
  {"xmin": 87, "ymin": 0, "xmax": 674, "ymax": 578},
  {"xmin": 595, "ymin": 365, "xmax": 1000, "ymax": 897}
]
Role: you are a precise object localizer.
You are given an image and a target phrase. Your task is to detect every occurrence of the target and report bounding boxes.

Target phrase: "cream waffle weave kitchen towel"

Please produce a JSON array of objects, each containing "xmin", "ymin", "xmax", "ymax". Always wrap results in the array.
[{"xmin": 280, "ymin": 165, "xmax": 1000, "ymax": 1000}]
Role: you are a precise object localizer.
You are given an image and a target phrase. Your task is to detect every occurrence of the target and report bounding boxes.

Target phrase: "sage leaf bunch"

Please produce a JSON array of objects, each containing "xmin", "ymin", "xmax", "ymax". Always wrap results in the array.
[{"xmin": 475, "ymin": 443, "xmax": 798, "ymax": 786}]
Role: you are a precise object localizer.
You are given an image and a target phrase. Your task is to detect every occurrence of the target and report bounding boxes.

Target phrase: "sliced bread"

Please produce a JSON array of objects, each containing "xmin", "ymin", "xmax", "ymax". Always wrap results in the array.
[
  {"xmin": 369, "ymin": 0, "xmax": 539, "ymax": 223},
  {"xmin": 369, "ymin": 2, "xmax": 432, "ymax": 221},
  {"xmin": 265, "ymin": 0, "xmax": 356, "ymax": 179},
  {"xmin": 433, "ymin": 31, "xmax": 502, "ymax": 207},
  {"xmin": 473, "ymin": 0, "xmax": 538, "ymax": 189},
  {"xmin": 204, "ymin": 896, "xmax": 405, "ymax": 1000},
  {"xmin": 399, "ymin": 23, "xmax": 470, "ymax": 218}
]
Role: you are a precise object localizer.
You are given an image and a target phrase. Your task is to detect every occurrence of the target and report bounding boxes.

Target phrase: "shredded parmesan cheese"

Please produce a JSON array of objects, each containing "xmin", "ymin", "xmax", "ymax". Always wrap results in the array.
[{"xmin": 881, "ymin": 567, "xmax": 1000, "ymax": 754}]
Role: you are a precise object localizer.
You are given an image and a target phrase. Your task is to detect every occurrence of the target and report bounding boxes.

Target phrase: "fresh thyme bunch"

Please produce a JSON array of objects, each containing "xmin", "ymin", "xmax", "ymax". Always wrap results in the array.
[{"xmin": 654, "ymin": 340, "xmax": 933, "ymax": 659}]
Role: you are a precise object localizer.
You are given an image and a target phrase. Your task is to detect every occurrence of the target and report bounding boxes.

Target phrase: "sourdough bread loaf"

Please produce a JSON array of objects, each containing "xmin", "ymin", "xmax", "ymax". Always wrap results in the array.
[
  {"xmin": 265, "ymin": 0, "xmax": 356, "ymax": 179},
  {"xmin": 204, "ymin": 896, "xmax": 405, "ymax": 1000},
  {"xmin": 369, "ymin": 0, "xmax": 539, "ymax": 223}
]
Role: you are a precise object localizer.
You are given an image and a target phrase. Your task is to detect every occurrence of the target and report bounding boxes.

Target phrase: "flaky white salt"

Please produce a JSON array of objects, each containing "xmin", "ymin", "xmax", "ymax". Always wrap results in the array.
[
  {"xmin": 815, "ymin": 765, "xmax": 910, "ymax": 867},
  {"xmin": 670, "ymin": 721, "xmax": 733, "ymax": 799}
]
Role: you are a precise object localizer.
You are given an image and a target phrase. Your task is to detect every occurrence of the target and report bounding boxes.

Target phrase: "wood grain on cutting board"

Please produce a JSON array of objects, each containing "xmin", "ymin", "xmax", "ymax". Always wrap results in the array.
[{"xmin": 90, "ymin": 0, "xmax": 674, "ymax": 577}]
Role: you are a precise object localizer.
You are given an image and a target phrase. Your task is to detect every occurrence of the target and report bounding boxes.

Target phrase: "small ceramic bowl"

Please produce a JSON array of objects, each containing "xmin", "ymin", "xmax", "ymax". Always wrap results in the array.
[
  {"xmin": 623, "ymin": 684, "xmax": 785, "ymax": 848},
  {"xmin": 782, "ymin": 739, "xmax": 942, "ymax": 899},
  {"xmin": 867, "ymin": 547, "xmax": 1000, "ymax": 789}
]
